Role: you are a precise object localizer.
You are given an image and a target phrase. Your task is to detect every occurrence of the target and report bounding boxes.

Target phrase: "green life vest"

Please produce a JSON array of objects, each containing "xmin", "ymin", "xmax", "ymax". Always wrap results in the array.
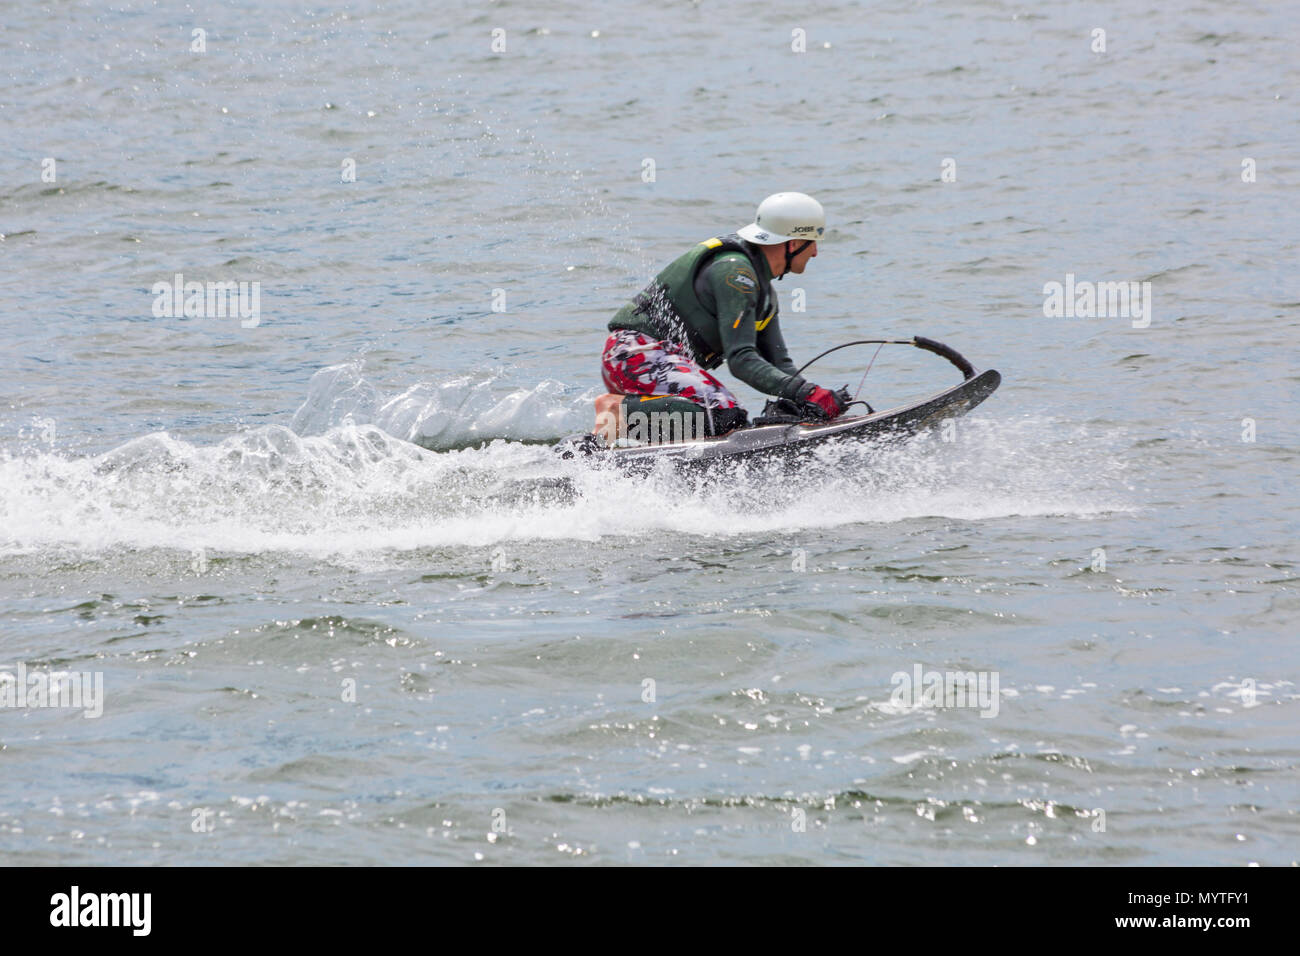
[{"xmin": 618, "ymin": 234, "xmax": 776, "ymax": 368}]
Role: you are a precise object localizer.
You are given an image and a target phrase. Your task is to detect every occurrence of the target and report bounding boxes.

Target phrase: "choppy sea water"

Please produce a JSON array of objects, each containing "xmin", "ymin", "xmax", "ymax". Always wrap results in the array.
[{"xmin": 1, "ymin": 0, "xmax": 1297, "ymax": 865}]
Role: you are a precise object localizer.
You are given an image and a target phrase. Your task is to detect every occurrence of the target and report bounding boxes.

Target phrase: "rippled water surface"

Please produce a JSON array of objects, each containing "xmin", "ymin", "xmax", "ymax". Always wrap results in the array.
[{"xmin": 1, "ymin": 0, "xmax": 1297, "ymax": 865}]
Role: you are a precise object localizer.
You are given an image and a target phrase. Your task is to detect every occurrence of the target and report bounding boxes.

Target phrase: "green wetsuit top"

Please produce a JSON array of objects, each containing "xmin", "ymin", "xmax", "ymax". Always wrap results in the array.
[{"xmin": 608, "ymin": 235, "xmax": 809, "ymax": 400}]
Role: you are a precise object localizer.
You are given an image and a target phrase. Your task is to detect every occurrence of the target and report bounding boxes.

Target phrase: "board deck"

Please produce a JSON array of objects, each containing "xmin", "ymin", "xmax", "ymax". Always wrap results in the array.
[{"xmin": 603, "ymin": 368, "xmax": 1001, "ymax": 471}]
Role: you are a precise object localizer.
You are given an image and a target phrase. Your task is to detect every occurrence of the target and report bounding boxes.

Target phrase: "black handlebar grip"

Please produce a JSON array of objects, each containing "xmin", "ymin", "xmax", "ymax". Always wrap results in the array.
[{"xmin": 912, "ymin": 336, "xmax": 975, "ymax": 379}]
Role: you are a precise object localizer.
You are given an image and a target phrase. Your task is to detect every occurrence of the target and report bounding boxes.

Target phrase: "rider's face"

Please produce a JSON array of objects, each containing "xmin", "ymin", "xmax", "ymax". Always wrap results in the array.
[{"xmin": 788, "ymin": 240, "xmax": 818, "ymax": 273}]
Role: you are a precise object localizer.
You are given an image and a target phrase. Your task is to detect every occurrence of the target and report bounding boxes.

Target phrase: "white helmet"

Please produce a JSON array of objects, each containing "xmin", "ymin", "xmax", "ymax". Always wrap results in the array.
[{"xmin": 737, "ymin": 192, "xmax": 825, "ymax": 245}]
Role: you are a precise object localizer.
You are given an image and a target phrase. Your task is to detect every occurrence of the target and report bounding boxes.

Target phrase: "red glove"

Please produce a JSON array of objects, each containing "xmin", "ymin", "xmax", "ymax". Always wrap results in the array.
[{"xmin": 803, "ymin": 386, "xmax": 843, "ymax": 419}]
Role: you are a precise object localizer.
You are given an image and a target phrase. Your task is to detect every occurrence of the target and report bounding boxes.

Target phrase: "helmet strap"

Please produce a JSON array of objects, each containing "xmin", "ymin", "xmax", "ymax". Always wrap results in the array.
[{"xmin": 780, "ymin": 240, "xmax": 813, "ymax": 280}]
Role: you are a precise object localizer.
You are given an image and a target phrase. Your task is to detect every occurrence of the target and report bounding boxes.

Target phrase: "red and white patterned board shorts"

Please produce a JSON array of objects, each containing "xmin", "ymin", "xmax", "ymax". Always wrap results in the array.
[{"xmin": 600, "ymin": 329, "xmax": 740, "ymax": 409}]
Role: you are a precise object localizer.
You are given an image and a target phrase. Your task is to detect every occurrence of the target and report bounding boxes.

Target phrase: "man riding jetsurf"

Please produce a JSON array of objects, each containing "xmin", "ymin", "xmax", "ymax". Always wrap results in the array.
[{"xmin": 594, "ymin": 192, "xmax": 851, "ymax": 443}]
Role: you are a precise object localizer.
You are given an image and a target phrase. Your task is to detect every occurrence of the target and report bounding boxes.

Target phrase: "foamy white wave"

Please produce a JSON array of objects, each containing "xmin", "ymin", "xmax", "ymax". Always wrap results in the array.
[
  {"xmin": 0, "ymin": 412, "xmax": 1130, "ymax": 564},
  {"xmin": 290, "ymin": 360, "xmax": 593, "ymax": 448}
]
